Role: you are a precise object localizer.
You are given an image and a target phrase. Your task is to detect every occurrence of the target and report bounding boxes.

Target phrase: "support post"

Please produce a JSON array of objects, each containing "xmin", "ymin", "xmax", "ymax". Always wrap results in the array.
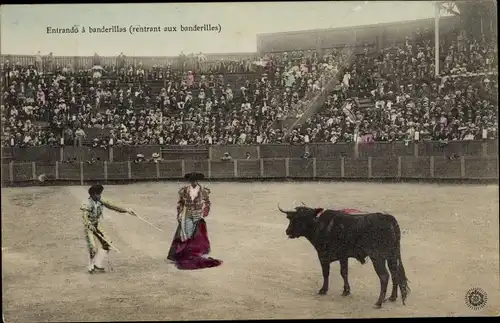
[
  {"xmin": 156, "ymin": 161, "xmax": 160, "ymax": 179},
  {"xmin": 233, "ymin": 159, "xmax": 238, "ymax": 178},
  {"xmin": 109, "ymin": 147, "xmax": 114, "ymax": 162},
  {"xmin": 32, "ymin": 162, "xmax": 36, "ymax": 181},
  {"xmin": 460, "ymin": 156, "xmax": 465, "ymax": 178},
  {"xmin": 80, "ymin": 161, "xmax": 84, "ymax": 186},
  {"xmin": 481, "ymin": 142, "xmax": 488, "ymax": 156},
  {"xmin": 9, "ymin": 161, "xmax": 14, "ymax": 184},
  {"xmin": 104, "ymin": 161, "xmax": 108, "ymax": 181},
  {"xmin": 60, "ymin": 146, "xmax": 64, "ymax": 162},
  {"xmin": 260, "ymin": 158, "xmax": 264, "ymax": 177},
  {"xmin": 414, "ymin": 142, "xmax": 419, "ymax": 157},
  {"xmin": 367, "ymin": 157, "xmax": 372, "ymax": 178},
  {"xmin": 208, "ymin": 146, "xmax": 213, "ymax": 160},
  {"xmin": 55, "ymin": 161, "xmax": 59, "ymax": 180},
  {"xmin": 285, "ymin": 158, "xmax": 290, "ymax": 177},
  {"xmin": 312, "ymin": 157, "xmax": 317, "ymax": 179},
  {"xmin": 181, "ymin": 160, "xmax": 186, "ymax": 176},
  {"xmin": 127, "ymin": 160, "xmax": 132, "ymax": 179},
  {"xmin": 340, "ymin": 157, "xmax": 345, "ymax": 178},
  {"xmin": 256, "ymin": 146, "xmax": 261, "ymax": 159},
  {"xmin": 430, "ymin": 156, "xmax": 435, "ymax": 178},
  {"xmin": 397, "ymin": 156, "xmax": 402, "ymax": 179},
  {"xmin": 434, "ymin": 2, "xmax": 440, "ymax": 77},
  {"xmin": 207, "ymin": 159, "xmax": 212, "ymax": 179}
]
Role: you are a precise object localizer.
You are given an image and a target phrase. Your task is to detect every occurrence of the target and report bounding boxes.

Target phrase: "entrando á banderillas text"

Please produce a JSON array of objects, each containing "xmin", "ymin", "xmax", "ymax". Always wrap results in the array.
[{"xmin": 46, "ymin": 24, "xmax": 222, "ymax": 35}]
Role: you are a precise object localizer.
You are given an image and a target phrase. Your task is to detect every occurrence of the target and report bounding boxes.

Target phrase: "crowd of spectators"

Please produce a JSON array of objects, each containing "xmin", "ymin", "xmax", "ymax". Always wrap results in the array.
[
  {"xmin": 291, "ymin": 31, "xmax": 498, "ymax": 144},
  {"xmin": 1, "ymin": 30, "xmax": 497, "ymax": 148},
  {"xmin": 1, "ymin": 48, "xmax": 347, "ymax": 147},
  {"xmin": 254, "ymin": 48, "xmax": 351, "ymax": 118}
]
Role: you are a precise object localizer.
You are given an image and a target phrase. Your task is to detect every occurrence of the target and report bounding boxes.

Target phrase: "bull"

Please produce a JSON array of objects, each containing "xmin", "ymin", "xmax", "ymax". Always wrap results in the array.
[{"xmin": 278, "ymin": 203, "xmax": 410, "ymax": 309}]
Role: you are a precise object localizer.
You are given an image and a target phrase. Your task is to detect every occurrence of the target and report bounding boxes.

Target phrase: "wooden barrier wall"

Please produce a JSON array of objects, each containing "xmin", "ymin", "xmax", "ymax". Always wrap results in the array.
[
  {"xmin": 2, "ymin": 156, "xmax": 497, "ymax": 186},
  {"xmin": 1, "ymin": 140, "xmax": 496, "ymax": 163}
]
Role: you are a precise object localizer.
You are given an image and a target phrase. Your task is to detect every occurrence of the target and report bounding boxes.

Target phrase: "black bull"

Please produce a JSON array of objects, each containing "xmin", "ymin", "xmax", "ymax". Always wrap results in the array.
[{"xmin": 278, "ymin": 205, "xmax": 410, "ymax": 309}]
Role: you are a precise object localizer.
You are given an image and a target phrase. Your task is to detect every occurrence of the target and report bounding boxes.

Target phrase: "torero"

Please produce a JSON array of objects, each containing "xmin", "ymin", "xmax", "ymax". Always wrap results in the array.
[
  {"xmin": 166, "ymin": 172, "xmax": 222, "ymax": 270},
  {"xmin": 81, "ymin": 184, "xmax": 137, "ymax": 273}
]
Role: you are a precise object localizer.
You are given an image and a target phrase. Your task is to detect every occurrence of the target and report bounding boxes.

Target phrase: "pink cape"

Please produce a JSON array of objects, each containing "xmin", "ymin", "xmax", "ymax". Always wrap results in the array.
[
  {"xmin": 166, "ymin": 219, "xmax": 223, "ymax": 270},
  {"xmin": 339, "ymin": 208, "xmax": 364, "ymax": 214}
]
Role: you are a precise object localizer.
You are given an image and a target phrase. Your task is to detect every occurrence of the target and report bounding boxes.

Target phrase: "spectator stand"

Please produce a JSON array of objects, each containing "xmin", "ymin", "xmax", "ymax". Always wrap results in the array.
[
  {"xmin": 1, "ymin": 53, "xmax": 269, "ymax": 149},
  {"xmin": 1, "ymin": 26, "xmax": 497, "ymax": 149},
  {"xmin": 287, "ymin": 29, "xmax": 498, "ymax": 145}
]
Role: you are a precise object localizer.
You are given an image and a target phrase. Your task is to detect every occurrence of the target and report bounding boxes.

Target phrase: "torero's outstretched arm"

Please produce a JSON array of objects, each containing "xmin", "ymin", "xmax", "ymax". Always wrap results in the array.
[{"xmin": 101, "ymin": 199, "xmax": 136, "ymax": 216}]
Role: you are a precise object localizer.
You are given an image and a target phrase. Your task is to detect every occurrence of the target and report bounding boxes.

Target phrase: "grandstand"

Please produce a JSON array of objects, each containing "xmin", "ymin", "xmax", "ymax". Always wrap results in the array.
[{"xmin": 1, "ymin": 13, "xmax": 497, "ymax": 161}]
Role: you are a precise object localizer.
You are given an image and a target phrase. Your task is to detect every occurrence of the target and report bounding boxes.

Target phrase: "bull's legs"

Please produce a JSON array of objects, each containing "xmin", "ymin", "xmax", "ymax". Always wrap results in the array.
[
  {"xmin": 318, "ymin": 261, "xmax": 330, "ymax": 295},
  {"xmin": 387, "ymin": 257, "xmax": 399, "ymax": 302},
  {"xmin": 371, "ymin": 257, "xmax": 389, "ymax": 309},
  {"xmin": 340, "ymin": 258, "xmax": 351, "ymax": 296}
]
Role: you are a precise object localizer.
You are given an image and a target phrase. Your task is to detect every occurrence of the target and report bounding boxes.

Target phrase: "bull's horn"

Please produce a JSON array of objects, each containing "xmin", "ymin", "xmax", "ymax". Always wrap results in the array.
[
  {"xmin": 277, "ymin": 203, "xmax": 289, "ymax": 214},
  {"xmin": 292, "ymin": 200, "xmax": 297, "ymax": 208},
  {"xmin": 301, "ymin": 201, "xmax": 307, "ymax": 206}
]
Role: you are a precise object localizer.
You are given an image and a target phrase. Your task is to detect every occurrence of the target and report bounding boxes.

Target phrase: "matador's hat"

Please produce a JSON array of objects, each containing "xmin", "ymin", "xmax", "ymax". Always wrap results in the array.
[
  {"xmin": 184, "ymin": 172, "xmax": 205, "ymax": 181},
  {"xmin": 88, "ymin": 184, "xmax": 104, "ymax": 195}
]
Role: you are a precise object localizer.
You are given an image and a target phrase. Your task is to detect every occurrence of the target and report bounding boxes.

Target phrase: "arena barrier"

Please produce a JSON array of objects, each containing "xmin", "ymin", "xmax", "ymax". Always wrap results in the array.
[
  {"xmin": 2, "ymin": 156, "xmax": 497, "ymax": 186},
  {"xmin": 1, "ymin": 140, "xmax": 497, "ymax": 164}
]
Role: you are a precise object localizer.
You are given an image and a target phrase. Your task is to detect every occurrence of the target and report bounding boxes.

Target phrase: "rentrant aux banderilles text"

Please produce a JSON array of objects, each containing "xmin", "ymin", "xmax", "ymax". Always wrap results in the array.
[{"xmin": 46, "ymin": 24, "xmax": 222, "ymax": 35}]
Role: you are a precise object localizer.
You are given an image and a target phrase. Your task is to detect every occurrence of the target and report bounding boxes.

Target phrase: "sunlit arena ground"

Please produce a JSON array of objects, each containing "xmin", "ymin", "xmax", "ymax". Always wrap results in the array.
[{"xmin": 2, "ymin": 182, "xmax": 499, "ymax": 321}]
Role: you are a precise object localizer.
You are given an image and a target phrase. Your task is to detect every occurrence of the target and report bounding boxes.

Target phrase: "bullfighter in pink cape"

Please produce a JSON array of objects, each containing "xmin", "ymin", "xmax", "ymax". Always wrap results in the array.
[{"xmin": 167, "ymin": 172, "xmax": 222, "ymax": 270}]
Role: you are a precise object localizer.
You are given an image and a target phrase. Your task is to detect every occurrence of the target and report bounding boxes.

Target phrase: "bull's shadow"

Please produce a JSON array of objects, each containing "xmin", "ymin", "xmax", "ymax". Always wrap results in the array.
[{"xmin": 278, "ymin": 203, "xmax": 410, "ymax": 309}]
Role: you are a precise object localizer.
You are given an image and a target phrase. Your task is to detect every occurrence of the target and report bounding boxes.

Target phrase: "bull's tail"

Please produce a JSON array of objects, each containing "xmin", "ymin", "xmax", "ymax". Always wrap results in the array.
[
  {"xmin": 391, "ymin": 216, "xmax": 410, "ymax": 305},
  {"xmin": 396, "ymin": 248, "xmax": 410, "ymax": 305}
]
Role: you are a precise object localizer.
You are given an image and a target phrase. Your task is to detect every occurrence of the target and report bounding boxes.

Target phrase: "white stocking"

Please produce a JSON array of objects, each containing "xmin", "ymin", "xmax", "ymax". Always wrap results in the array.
[
  {"xmin": 94, "ymin": 249, "xmax": 108, "ymax": 268},
  {"xmin": 88, "ymin": 255, "xmax": 95, "ymax": 271}
]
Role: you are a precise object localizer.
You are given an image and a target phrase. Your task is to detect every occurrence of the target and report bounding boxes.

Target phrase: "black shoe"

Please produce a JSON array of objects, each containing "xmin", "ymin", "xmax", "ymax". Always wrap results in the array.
[{"xmin": 94, "ymin": 266, "xmax": 106, "ymax": 273}]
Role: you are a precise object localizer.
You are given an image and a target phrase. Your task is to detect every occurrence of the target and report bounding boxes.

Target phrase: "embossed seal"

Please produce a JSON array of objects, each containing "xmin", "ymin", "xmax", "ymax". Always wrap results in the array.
[{"xmin": 465, "ymin": 287, "xmax": 487, "ymax": 311}]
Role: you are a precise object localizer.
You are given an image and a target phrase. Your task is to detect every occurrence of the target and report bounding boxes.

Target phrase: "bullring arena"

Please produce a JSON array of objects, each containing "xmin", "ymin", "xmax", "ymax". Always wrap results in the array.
[{"xmin": 2, "ymin": 181, "xmax": 499, "ymax": 320}]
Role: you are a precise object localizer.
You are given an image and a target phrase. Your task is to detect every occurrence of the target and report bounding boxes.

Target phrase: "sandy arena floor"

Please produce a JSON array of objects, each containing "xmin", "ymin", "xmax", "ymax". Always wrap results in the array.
[{"xmin": 2, "ymin": 182, "xmax": 499, "ymax": 321}]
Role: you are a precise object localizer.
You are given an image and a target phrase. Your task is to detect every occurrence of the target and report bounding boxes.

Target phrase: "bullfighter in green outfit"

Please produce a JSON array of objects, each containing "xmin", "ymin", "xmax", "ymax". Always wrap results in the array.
[{"xmin": 80, "ymin": 184, "xmax": 137, "ymax": 273}]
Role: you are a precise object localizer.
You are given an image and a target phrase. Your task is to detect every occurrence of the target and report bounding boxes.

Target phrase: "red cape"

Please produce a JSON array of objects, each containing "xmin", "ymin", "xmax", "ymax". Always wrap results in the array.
[{"xmin": 167, "ymin": 219, "xmax": 222, "ymax": 270}]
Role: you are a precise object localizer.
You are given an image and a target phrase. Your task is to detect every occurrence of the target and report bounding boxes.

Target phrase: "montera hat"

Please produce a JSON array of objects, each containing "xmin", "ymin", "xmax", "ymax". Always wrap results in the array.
[
  {"xmin": 184, "ymin": 172, "xmax": 205, "ymax": 181},
  {"xmin": 88, "ymin": 184, "xmax": 104, "ymax": 195}
]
